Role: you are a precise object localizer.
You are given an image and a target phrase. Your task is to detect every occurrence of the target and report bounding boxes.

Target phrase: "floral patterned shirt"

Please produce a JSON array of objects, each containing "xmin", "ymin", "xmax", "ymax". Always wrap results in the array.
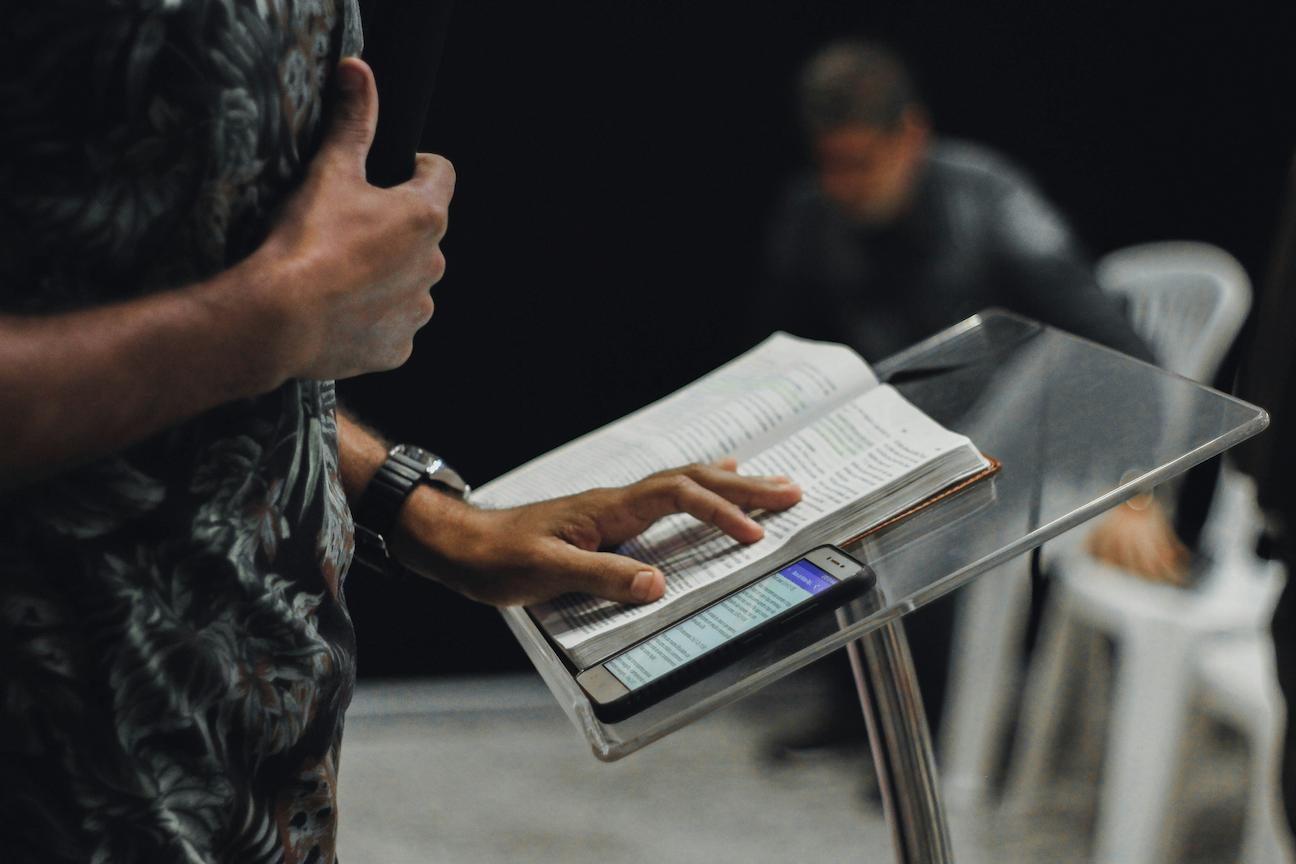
[{"xmin": 0, "ymin": 2, "xmax": 364, "ymax": 862}]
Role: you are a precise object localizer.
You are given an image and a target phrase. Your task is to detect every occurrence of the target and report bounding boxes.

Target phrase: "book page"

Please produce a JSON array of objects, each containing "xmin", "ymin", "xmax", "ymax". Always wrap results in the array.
[
  {"xmin": 473, "ymin": 333, "xmax": 877, "ymax": 508},
  {"xmin": 534, "ymin": 385, "xmax": 981, "ymax": 649}
]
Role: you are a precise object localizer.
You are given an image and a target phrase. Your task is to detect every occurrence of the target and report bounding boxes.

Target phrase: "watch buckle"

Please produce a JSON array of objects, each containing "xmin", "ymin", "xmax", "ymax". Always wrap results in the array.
[{"xmin": 353, "ymin": 521, "xmax": 389, "ymax": 559}]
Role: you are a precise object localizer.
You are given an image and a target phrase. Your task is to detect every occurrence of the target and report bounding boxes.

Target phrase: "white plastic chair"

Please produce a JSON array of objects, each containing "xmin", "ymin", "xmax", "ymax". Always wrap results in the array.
[
  {"xmin": 938, "ymin": 241, "xmax": 1249, "ymax": 807},
  {"xmin": 939, "ymin": 554, "xmax": 1034, "ymax": 806},
  {"xmin": 1003, "ymin": 242, "xmax": 1294, "ymax": 864}
]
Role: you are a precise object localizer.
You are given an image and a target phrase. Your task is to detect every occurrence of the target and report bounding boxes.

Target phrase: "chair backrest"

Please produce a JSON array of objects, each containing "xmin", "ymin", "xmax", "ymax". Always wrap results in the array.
[
  {"xmin": 1095, "ymin": 241, "xmax": 1252, "ymax": 384},
  {"xmin": 1099, "ymin": 243, "xmax": 1281, "ymax": 606}
]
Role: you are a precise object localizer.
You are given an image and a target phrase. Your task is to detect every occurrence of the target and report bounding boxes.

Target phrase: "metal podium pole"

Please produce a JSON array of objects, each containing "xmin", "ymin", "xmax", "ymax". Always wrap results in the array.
[{"xmin": 844, "ymin": 611, "xmax": 954, "ymax": 864}]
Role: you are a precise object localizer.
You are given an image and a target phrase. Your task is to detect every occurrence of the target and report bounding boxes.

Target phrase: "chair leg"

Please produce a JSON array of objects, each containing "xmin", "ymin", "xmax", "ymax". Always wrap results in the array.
[
  {"xmin": 1240, "ymin": 671, "xmax": 1295, "ymax": 864},
  {"xmin": 1075, "ymin": 627, "xmax": 1113, "ymax": 781},
  {"xmin": 940, "ymin": 559, "xmax": 1033, "ymax": 807},
  {"xmin": 1003, "ymin": 588, "xmax": 1083, "ymax": 811},
  {"xmin": 1093, "ymin": 624, "xmax": 1193, "ymax": 864}
]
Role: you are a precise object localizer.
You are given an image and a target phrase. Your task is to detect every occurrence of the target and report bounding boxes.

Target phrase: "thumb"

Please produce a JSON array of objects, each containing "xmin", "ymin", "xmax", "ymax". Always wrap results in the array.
[
  {"xmin": 556, "ymin": 546, "xmax": 666, "ymax": 605},
  {"xmin": 320, "ymin": 56, "xmax": 378, "ymax": 176}
]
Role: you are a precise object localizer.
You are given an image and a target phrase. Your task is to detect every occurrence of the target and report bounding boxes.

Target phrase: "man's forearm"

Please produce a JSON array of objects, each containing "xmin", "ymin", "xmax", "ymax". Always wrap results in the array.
[
  {"xmin": 0, "ymin": 256, "xmax": 290, "ymax": 490},
  {"xmin": 336, "ymin": 409, "xmax": 391, "ymax": 503}
]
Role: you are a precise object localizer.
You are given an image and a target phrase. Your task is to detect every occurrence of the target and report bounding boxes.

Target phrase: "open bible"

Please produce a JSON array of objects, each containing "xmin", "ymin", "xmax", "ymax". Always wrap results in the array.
[{"xmin": 473, "ymin": 333, "xmax": 996, "ymax": 669}]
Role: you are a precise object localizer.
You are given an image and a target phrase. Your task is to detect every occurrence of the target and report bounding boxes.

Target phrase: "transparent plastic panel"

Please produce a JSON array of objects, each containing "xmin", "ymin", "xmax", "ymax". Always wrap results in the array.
[{"xmin": 500, "ymin": 310, "xmax": 1269, "ymax": 760}]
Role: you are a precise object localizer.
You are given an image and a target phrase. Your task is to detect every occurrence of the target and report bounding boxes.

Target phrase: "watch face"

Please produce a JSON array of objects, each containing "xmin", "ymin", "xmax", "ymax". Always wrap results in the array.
[
  {"xmin": 393, "ymin": 444, "xmax": 443, "ymax": 476},
  {"xmin": 390, "ymin": 444, "xmax": 467, "ymax": 498},
  {"xmin": 393, "ymin": 444, "xmax": 432, "ymax": 464}
]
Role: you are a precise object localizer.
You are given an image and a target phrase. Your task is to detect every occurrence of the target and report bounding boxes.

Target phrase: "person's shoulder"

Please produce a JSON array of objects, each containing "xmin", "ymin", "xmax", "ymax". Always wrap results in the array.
[
  {"xmin": 928, "ymin": 139, "xmax": 1039, "ymax": 197},
  {"xmin": 932, "ymin": 140, "xmax": 1076, "ymax": 255}
]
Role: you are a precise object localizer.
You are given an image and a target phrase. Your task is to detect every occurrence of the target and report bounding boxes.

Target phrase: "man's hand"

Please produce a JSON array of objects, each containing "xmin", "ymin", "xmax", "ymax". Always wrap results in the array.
[
  {"xmin": 389, "ymin": 460, "xmax": 804, "ymax": 607},
  {"xmin": 1086, "ymin": 495, "xmax": 1190, "ymax": 586},
  {"xmin": 246, "ymin": 56, "xmax": 454, "ymax": 381},
  {"xmin": 0, "ymin": 57, "xmax": 454, "ymax": 489}
]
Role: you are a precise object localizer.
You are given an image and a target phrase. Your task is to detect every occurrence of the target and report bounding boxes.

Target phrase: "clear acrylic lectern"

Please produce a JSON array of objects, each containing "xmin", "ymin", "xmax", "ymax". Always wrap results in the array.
[{"xmin": 500, "ymin": 310, "xmax": 1269, "ymax": 863}]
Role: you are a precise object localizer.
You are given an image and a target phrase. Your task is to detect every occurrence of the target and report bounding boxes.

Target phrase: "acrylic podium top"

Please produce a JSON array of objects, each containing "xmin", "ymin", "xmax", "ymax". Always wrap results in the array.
[{"xmin": 500, "ymin": 310, "xmax": 1269, "ymax": 761}]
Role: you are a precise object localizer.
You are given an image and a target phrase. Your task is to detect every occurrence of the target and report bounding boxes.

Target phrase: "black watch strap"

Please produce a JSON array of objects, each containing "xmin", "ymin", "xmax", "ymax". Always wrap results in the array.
[
  {"xmin": 353, "ymin": 450, "xmax": 427, "ymax": 557},
  {"xmin": 353, "ymin": 446, "xmax": 468, "ymax": 561}
]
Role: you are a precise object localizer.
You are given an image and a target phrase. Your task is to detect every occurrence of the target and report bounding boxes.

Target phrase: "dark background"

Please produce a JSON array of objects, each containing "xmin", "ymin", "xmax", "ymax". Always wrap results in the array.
[{"xmin": 341, "ymin": 0, "xmax": 1296, "ymax": 679}]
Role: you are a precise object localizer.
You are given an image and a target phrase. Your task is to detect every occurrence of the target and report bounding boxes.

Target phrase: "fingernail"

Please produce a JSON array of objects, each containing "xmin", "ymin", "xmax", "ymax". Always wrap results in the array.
[
  {"xmin": 631, "ymin": 570, "xmax": 660, "ymax": 602},
  {"xmin": 770, "ymin": 475, "xmax": 793, "ymax": 484}
]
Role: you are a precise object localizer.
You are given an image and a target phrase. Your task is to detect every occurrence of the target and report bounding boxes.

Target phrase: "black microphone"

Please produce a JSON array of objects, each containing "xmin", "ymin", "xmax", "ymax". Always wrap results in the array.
[{"xmin": 361, "ymin": 0, "xmax": 456, "ymax": 188}]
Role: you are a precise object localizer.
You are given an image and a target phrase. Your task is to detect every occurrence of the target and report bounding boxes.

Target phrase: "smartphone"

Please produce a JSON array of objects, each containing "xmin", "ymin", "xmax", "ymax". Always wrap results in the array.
[{"xmin": 576, "ymin": 545, "xmax": 875, "ymax": 723}]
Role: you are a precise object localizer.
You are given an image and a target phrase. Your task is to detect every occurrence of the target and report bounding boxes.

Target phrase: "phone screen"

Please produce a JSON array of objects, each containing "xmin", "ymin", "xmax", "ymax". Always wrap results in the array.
[{"xmin": 603, "ymin": 560, "xmax": 841, "ymax": 692}]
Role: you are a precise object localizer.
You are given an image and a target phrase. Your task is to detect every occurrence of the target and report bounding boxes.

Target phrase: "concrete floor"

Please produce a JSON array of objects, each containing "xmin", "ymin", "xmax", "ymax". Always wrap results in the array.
[{"xmin": 337, "ymin": 673, "xmax": 1253, "ymax": 864}]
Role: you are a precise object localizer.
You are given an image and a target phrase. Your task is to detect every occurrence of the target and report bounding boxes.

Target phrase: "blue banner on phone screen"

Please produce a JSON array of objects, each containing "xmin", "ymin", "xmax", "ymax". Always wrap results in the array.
[{"xmin": 604, "ymin": 560, "xmax": 839, "ymax": 691}]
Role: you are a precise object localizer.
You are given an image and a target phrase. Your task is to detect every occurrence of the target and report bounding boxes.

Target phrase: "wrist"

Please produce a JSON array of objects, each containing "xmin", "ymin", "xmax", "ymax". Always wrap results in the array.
[
  {"xmin": 387, "ymin": 485, "xmax": 485, "ymax": 579},
  {"xmin": 160, "ymin": 265, "xmax": 285, "ymax": 401},
  {"xmin": 340, "ymin": 417, "xmax": 478, "ymax": 579},
  {"xmin": 213, "ymin": 242, "xmax": 311, "ymax": 390}
]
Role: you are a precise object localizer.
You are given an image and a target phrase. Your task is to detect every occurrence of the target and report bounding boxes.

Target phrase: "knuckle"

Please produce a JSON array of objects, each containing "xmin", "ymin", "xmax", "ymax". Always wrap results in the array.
[
  {"xmin": 398, "ymin": 340, "xmax": 416, "ymax": 365},
  {"xmin": 665, "ymin": 475, "xmax": 692, "ymax": 493},
  {"xmin": 420, "ymin": 152, "xmax": 456, "ymax": 184},
  {"xmin": 410, "ymin": 199, "xmax": 448, "ymax": 233},
  {"xmin": 666, "ymin": 475, "xmax": 695, "ymax": 503},
  {"xmin": 425, "ymin": 246, "xmax": 446, "ymax": 283},
  {"xmin": 585, "ymin": 487, "xmax": 617, "ymax": 509},
  {"xmin": 386, "ymin": 338, "xmax": 415, "ymax": 370},
  {"xmin": 415, "ymin": 293, "xmax": 435, "ymax": 325}
]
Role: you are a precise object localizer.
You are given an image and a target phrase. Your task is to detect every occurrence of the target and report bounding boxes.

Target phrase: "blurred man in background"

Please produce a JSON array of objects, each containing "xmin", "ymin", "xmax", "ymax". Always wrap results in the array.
[
  {"xmin": 760, "ymin": 40, "xmax": 1152, "ymax": 366},
  {"xmin": 756, "ymin": 40, "xmax": 1188, "ymax": 749}
]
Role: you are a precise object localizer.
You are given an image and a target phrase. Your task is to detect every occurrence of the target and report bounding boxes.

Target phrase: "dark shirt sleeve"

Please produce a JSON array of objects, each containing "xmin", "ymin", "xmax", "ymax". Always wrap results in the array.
[{"xmin": 989, "ymin": 175, "xmax": 1156, "ymax": 364}]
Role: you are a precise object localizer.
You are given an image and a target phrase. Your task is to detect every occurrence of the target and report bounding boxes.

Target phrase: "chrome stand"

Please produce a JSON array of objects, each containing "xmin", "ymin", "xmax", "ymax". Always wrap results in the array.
[{"xmin": 844, "ymin": 609, "xmax": 954, "ymax": 863}]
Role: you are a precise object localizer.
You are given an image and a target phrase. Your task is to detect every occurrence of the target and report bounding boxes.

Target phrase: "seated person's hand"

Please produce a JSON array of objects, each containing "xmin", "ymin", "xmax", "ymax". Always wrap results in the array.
[
  {"xmin": 1085, "ymin": 494, "xmax": 1190, "ymax": 586},
  {"xmin": 389, "ymin": 459, "xmax": 803, "ymax": 607}
]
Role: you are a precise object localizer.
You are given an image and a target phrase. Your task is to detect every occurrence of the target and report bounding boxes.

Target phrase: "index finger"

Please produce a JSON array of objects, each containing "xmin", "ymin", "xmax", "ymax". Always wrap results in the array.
[
  {"xmin": 666, "ymin": 463, "xmax": 802, "ymax": 513},
  {"xmin": 624, "ymin": 475, "xmax": 768, "ymax": 545},
  {"xmin": 605, "ymin": 468, "xmax": 801, "ymax": 547}
]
